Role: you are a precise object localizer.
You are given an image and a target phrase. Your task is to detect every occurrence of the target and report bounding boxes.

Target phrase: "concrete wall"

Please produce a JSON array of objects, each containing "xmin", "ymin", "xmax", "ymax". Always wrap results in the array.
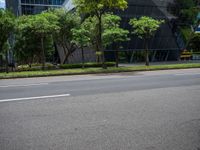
[{"xmin": 57, "ymin": 45, "xmax": 96, "ymax": 64}]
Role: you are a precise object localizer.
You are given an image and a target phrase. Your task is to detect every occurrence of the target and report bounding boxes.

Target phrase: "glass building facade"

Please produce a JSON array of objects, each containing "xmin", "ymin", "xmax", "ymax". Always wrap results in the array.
[
  {"xmin": 111, "ymin": 0, "xmax": 181, "ymax": 61},
  {"xmin": 6, "ymin": 0, "xmax": 68, "ymax": 15}
]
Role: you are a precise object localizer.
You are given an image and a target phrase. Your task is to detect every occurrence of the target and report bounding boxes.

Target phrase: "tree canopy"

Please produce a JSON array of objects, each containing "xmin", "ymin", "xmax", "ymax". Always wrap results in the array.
[
  {"xmin": 73, "ymin": 0, "xmax": 128, "ymax": 68},
  {"xmin": 129, "ymin": 16, "xmax": 164, "ymax": 40},
  {"xmin": 73, "ymin": 0, "xmax": 127, "ymax": 15},
  {"xmin": 52, "ymin": 9, "xmax": 81, "ymax": 64},
  {"xmin": 0, "ymin": 9, "xmax": 15, "ymax": 52},
  {"xmin": 129, "ymin": 16, "xmax": 164, "ymax": 66},
  {"xmin": 103, "ymin": 14, "xmax": 129, "ymax": 48},
  {"xmin": 189, "ymin": 33, "xmax": 200, "ymax": 51},
  {"xmin": 16, "ymin": 11, "xmax": 59, "ymax": 68}
]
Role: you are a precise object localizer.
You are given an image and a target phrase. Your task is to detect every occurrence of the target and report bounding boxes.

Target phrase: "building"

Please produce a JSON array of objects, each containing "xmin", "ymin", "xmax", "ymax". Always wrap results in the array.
[
  {"xmin": 112, "ymin": 0, "xmax": 181, "ymax": 62},
  {"xmin": 6, "ymin": 0, "xmax": 68, "ymax": 16}
]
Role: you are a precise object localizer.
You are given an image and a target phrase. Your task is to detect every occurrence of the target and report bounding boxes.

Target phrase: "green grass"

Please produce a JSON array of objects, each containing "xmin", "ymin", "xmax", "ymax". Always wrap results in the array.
[{"xmin": 0, "ymin": 63, "xmax": 200, "ymax": 79}]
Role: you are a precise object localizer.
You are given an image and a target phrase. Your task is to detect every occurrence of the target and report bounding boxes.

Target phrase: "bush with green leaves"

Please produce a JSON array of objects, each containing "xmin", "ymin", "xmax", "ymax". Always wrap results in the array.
[{"xmin": 59, "ymin": 62, "xmax": 115, "ymax": 69}]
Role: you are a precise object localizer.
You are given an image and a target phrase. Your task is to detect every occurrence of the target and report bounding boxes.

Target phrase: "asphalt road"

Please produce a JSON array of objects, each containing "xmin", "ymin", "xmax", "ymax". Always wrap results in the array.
[{"xmin": 0, "ymin": 69, "xmax": 200, "ymax": 150}]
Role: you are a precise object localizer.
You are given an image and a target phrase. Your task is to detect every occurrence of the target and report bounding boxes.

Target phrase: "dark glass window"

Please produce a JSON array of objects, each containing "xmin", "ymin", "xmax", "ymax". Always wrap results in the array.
[{"xmin": 21, "ymin": 0, "xmax": 65, "ymax": 5}]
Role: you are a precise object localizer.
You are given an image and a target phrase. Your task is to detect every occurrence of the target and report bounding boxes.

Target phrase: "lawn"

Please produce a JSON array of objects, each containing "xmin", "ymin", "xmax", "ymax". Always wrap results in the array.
[{"xmin": 0, "ymin": 63, "xmax": 200, "ymax": 79}]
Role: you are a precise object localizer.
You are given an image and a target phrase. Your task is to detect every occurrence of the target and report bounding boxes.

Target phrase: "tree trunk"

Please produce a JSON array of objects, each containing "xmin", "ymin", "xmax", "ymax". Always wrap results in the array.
[
  {"xmin": 115, "ymin": 49, "xmax": 119, "ymax": 68},
  {"xmin": 5, "ymin": 50, "xmax": 9, "ymax": 73},
  {"xmin": 41, "ymin": 37, "xmax": 46, "ymax": 70},
  {"xmin": 145, "ymin": 39, "xmax": 150, "ymax": 66},
  {"xmin": 97, "ymin": 14, "xmax": 106, "ymax": 69},
  {"xmin": 81, "ymin": 47, "xmax": 85, "ymax": 69}
]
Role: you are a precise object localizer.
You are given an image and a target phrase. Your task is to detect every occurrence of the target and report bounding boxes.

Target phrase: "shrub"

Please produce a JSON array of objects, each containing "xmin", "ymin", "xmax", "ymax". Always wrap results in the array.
[
  {"xmin": 59, "ymin": 62, "xmax": 115, "ymax": 69},
  {"xmin": 17, "ymin": 63, "xmax": 56, "ymax": 72}
]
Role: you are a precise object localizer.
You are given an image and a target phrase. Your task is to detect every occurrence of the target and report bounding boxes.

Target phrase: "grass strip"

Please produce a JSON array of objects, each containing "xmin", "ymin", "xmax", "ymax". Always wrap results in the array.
[{"xmin": 0, "ymin": 63, "xmax": 200, "ymax": 79}]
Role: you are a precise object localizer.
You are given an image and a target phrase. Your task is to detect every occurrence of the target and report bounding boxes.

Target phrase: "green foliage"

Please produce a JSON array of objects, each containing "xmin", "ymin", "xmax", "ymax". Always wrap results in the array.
[
  {"xmin": 189, "ymin": 33, "xmax": 200, "ymax": 51},
  {"xmin": 0, "ymin": 9, "xmax": 15, "ymax": 52},
  {"xmin": 17, "ymin": 63, "xmax": 56, "ymax": 71},
  {"xmin": 73, "ymin": 0, "xmax": 127, "ymax": 15},
  {"xmin": 179, "ymin": 26, "xmax": 192, "ymax": 42},
  {"xmin": 102, "ymin": 14, "xmax": 130, "ymax": 47},
  {"xmin": 175, "ymin": 0, "xmax": 199, "ymax": 24},
  {"xmin": 129, "ymin": 16, "xmax": 164, "ymax": 66},
  {"xmin": 71, "ymin": 26, "xmax": 90, "ymax": 48},
  {"xmin": 1, "ymin": 63, "xmax": 200, "ymax": 79},
  {"xmin": 16, "ymin": 62, "xmax": 115, "ymax": 71},
  {"xmin": 51, "ymin": 9, "xmax": 81, "ymax": 64},
  {"xmin": 15, "ymin": 12, "xmax": 59, "ymax": 67},
  {"xmin": 26, "ymin": 12, "xmax": 59, "ymax": 37},
  {"xmin": 59, "ymin": 62, "xmax": 115, "ymax": 69},
  {"xmin": 73, "ymin": 0, "xmax": 128, "ymax": 68},
  {"xmin": 176, "ymin": 0, "xmax": 195, "ymax": 9},
  {"xmin": 180, "ymin": 7, "xmax": 199, "ymax": 24},
  {"xmin": 80, "ymin": 16, "xmax": 98, "ymax": 49},
  {"xmin": 129, "ymin": 16, "xmax": 164, "ymax": 40}
]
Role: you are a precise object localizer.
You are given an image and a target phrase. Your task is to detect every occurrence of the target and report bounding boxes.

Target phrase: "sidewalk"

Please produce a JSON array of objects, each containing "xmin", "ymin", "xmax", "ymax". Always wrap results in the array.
[{"xmin": 120, "ymin": 60, "xmax": 200, "ymax": 67}]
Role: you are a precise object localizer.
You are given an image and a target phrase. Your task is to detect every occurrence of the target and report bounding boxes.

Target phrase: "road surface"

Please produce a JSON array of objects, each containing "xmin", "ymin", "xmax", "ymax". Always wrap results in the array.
[{"xmin": 0, "ymin": 68, "xmax": 200, "ymax": 150}]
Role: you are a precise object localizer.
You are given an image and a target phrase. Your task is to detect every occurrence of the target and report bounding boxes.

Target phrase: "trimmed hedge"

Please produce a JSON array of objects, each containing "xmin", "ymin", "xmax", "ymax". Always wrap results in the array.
[
  {"xmin": 59, "ymin": 62, "xmax": 115, "ymax": 69},
  {"xmin": 17, "ymin": 63, "xmax": 57, "ymax": 72},
  {"xmin": 16, "ymin": 62, "xmax": 115, "ymax": 72}
]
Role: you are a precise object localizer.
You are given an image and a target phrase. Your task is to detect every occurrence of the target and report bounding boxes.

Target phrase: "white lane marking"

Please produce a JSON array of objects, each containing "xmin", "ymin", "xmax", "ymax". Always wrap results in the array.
[
  {"xmin": 0, "ymin": 83, "xmax": 49, "ymax": 88},
  {"xmin": 175, "ymin": 73, "xmax": 200, "ymax": 76},
  {"xmin": 0, "ymin": 94, "xmax": 70, "ymax": 103}
]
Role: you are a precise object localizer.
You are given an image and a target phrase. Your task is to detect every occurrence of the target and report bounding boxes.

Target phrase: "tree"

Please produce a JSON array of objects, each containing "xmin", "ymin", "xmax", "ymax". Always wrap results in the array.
[
  {"xmin": 0, "ymin": 9, "xmax": 15, "ymax": 72},
  {"xmin": 79, "ymin": 16, "xmax": 100, "ymax": 62},
  {"xmin": 102, "ymin": 14, "xmax": 129, "ymax": 67},
  {"xmin": 73, "ymin": 0, "xmax": 128, "ymax": 68},
  {"xmin": 174, "ymin": 0, "xmax": 199, "ymax": 24},
  {"xmin": 15, "ymin": 15, "xmax": 40, "ymax": 66},
  {"xmin": 189, "ymin": 33, "xmax": 200, "ymax": 51},
  {"xmin": 0, "ymin": 9, "xmax": 15, "ymax": 53},
  {"xmin": 52, "ymin": 9, "xmax": 81, "ymax": 64},
  {"xmin": 17, "ymin": 12, "xmax": 59, "ymax": 69},
  {"xmin": 129, "ymin": 16, "xmax": 164, "ymax": 66},
  {"xmin": 71, "ymin": 25, "xmax": 90, "ymax": 68},
  {"xmin": 33, "ymin": 12, "xmax": 59, "ymax": 69}
]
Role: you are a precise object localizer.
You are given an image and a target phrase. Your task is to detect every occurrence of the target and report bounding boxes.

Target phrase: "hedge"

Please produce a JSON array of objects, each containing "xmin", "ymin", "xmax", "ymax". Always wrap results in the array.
[{"xmin": 16, "ymin": 62, "xmax": 115, "ymax": 72}]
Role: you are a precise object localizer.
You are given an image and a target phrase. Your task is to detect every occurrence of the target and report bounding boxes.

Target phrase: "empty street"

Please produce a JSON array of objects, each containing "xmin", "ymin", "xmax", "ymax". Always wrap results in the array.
[{"xmin": 0, "ymin": 69, "xmax": 200, "ymax": 150}]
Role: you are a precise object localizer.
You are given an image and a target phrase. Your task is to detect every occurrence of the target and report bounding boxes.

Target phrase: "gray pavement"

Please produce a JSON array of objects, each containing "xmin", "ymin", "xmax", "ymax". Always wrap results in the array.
[
  {"xmin": 120, "ymin": 60, "xmax": 200, "ymax": 66},
  {"xmin": 0, "ymin": 69, "xmax": 200, "ymax": 150}
]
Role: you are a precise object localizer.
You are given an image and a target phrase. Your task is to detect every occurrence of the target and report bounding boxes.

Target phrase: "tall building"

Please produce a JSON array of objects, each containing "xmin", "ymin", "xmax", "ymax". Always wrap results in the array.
[
  {"xmin": 6, "ymin": 0, "xmax": 68, "ymax": 16},
  {"xmin": 113, "ymin": 0, "xmax": 181, "ymax": 62}
]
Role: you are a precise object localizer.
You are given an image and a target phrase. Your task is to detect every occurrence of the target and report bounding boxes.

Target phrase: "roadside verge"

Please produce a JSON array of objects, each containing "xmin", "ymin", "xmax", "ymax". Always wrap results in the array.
[{"xmin": 0, "ymin": 63, "xmax": 200, "ymax": 79}]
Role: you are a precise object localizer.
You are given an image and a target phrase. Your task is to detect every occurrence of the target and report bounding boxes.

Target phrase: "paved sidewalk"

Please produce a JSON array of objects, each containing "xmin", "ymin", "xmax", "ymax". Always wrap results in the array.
[{"xmin": 120, "ymin": 60, "xmax": 200, "ymax": 66}]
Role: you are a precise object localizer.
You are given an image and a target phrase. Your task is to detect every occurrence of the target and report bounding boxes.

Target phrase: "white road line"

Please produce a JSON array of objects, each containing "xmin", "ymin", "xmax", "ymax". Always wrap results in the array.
[
  {"xmin": 0, "ymin": 94, "xmax": 71, "ymax": 103},
  {"xmin": 0, "ymin": 83, "xmax": 49, "ymax": 88},
  {"xmin": 175, "ymin": 73, "xmax": 200, "ymax": 76}
]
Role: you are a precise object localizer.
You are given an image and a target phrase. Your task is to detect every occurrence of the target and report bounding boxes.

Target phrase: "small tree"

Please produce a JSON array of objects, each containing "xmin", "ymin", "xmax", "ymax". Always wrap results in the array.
[
  {"xmin": 71, "ymin": 26, "xmax": 90, "ymax": 68},
  {"xmin": 0, "ymin": 9, "xmax": 15, "ymax": 72},
  {"xmin": 73, "ymin": 0, "xmax": 127, "ymax": 68},
  {"xmin": 52, "ymin": 9, "xmax": 81, "ymax": 64},
  {"xmin": 34, "ymin": 12, "xmax": 59, "ymax": 70},
  {"xmin": 103, "ymin": 14, "xmax": 129, "ymax": 67},
  {"xmin": 129, "ymin": 16, "xmax": 164, "ymax": 66},
  {"xmin": 0, "ymin": 9, "xmax": 15, "ymax": 53},
  {"xmin": 18, "ymin": 12, "xmax": 59, "ymax": 69}
]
